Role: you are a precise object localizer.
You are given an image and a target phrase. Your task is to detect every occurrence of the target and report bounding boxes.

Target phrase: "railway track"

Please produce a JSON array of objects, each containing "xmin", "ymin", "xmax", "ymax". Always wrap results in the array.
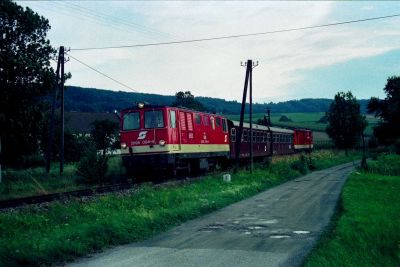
[
  {"xmin": 0, "ymin": 182, "xmax": 137, "ymax": 210},
  {"xmin": 0, "ymin": 175, "xmax": 206, "ymax": 211}
]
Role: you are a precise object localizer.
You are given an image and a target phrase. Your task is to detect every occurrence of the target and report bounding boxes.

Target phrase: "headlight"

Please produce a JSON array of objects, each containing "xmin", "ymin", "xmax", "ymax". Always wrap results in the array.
[
  {"xmin": 137, "ymin": 102, "xmax": 145, "ymax": 108},
  {"xmin": 121, "ymin": 142, "xmax": 127, "ymax": 149},
  {"xmin": 159, "ymin": 140, "xmax": 166, "ymax": 146}
]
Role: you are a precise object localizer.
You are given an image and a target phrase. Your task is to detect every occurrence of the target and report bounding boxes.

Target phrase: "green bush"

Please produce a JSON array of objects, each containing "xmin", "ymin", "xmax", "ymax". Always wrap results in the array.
[
  {"xmin": 77, "ymin": 147, "xmax": 109, "ymax": 184},
  {"xmin": 366, "ymin": 154, "xmax": 400, "ymax": 176},
  {"xmin": 290, "ymin": 154, "xmax": 309, "ymax": 174}
]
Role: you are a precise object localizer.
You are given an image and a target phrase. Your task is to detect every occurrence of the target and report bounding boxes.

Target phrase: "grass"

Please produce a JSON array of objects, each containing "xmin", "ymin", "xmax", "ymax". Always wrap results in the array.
[
  {"xmin": 0, "ymin": 156, "xmax": 126, "ymax": 200},
  {"xmin": 0, "ymin": 150, "xmax": 360, "ymax": 267},
  {"xmin": 304, "ymin": 154, "xmax": 400, "ymax": 267}
]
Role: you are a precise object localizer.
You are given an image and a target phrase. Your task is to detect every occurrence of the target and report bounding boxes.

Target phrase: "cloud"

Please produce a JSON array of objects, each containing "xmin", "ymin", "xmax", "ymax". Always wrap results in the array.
[{"xmin": 19, "ymin": 1, "xmax": 400, "ymax": 102}]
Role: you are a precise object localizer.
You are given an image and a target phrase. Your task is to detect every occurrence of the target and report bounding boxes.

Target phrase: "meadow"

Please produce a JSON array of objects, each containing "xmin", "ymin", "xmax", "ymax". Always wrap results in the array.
[{"xmin": 304, "ymin": 154, "xmax": 400, "ymax": 267}]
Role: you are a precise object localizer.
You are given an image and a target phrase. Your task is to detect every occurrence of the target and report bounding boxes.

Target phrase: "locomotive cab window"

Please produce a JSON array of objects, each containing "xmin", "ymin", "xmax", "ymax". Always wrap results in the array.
[
  {"xmin": 123, "ymin": 112, "xmax": 140, "ymax": 130},
  {"xmin": 144, "ymin": 110, "xmax": 164, "ymax": 128},
  {"xmin": 169, "ymin": 110, "xmax": 176, "ymax": 128}
]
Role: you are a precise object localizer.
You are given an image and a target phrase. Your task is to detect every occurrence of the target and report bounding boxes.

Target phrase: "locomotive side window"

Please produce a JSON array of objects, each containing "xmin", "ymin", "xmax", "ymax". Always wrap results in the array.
[
  {"xmin": 216, "ymin": 117, "xmax": 221, "ymax": 127},
  {"xmin": 222, "ymin": 119, "xmax": 228, "ymax": 132},
  {"xmin": 195, "ymin": 114, "xmax": 201, "ymax": 124},
  {"xmin": 145, "ymin": 110, "xmax": 164, "ymax": 128},
  {"xmin": 211, "ymin": 117, "xmax": 215, "ymax": 130},
  {"xmin": 230, "ymin": 128, "xmax": 236, "ymax": 142},
  {"xmin": 203, "ymin": 116, "xmax": 210, "ymax": 126},
  {"xmin": 169, "ymin": 110, "xmax": 176, "ymax": 128},
  {"xmin": 123, "ymin": 112, "xmax": 140, "ymax": 130}
]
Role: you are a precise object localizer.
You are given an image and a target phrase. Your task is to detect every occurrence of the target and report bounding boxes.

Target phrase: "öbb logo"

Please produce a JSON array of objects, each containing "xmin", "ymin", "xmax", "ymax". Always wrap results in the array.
[{"xmin": 137, "ymin": 131, "xmax": 148, "ymax": 140}]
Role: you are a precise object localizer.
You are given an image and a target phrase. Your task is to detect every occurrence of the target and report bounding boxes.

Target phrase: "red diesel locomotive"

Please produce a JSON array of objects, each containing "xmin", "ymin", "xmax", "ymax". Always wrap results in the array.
[{"xmin": 119, "ymin": 104, "xmax": 313, "ymax": 177}]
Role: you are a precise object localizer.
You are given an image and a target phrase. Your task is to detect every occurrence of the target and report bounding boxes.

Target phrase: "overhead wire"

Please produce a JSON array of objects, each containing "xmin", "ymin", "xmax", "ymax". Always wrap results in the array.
[
  {"xmin": 70, "ymin": 13, "xmax": 400, "ymax": 51},
  {"xmin": 66, "ymin": 53, "xmax": 138, "ymax": 93}
]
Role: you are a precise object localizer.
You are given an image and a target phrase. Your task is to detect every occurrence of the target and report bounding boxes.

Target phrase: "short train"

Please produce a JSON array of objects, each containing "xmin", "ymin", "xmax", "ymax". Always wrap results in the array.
[{"xmin": 119, "ymin": 104, "xmax": 313, "ymax": 177}]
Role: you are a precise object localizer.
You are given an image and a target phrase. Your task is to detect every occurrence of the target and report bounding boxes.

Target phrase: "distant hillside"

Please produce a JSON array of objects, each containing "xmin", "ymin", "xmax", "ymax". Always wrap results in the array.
[{"xmin": 65, "ymin": 86, "xmax": 369, "ymax": 114}]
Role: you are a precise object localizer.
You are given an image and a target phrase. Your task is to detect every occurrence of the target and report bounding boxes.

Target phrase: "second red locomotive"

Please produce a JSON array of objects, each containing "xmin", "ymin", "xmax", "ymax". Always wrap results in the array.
[{"xmin": 119, "ymin": 103, "xmax": 313, "ymax": 177}]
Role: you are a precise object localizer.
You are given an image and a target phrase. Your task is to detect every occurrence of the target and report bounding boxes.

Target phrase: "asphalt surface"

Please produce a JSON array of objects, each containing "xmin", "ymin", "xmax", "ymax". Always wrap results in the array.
[{"xmin": 68, "ymin": 161, "xmax": 357, "ymax": 267}]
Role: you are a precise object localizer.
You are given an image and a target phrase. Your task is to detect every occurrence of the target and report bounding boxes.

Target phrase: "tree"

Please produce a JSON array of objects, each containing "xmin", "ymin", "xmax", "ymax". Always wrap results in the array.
[
  {"xmin": 326, "ymin": 92, "xmax": 367, "ymax": 155},
  {"xmin": 367, "ymin": 76, "xmax": 400, "ymax": 149},
  {"xmin": 0, "ymin": 0, "xmax": 56, "ymax": 166},
  {"xmin": 90, "ymin": 119, "xmax": 119, "ymax": 155},
  {"xmin": 279, "ymin": 115, "xmax": 292, "ymax": 122},
  {"xmin": 172, "ymin": 91, "xmax": 205, "ymax": 111}
]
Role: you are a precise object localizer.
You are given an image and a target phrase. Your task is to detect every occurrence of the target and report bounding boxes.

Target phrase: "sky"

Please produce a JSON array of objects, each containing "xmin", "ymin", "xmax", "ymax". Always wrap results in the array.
[{"xmin": 18, "ymin": 1, "xmax": 400, "ymax": 103}]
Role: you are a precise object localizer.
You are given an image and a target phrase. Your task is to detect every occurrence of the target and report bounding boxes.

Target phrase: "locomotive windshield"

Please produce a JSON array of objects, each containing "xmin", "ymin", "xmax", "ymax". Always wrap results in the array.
[
  {"xmin": 123, "ymin": 112, "xmax": 140, "ymax": 130},
  {"xmin": 145, "ymin": 110, "xmax": 164, "ymax": 128}
]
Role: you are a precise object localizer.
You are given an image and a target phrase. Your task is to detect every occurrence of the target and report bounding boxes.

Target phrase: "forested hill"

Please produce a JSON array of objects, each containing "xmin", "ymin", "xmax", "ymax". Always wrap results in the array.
[{"xmin": 65, "ymin": 86, "xmax": 369, "ymax": 114}]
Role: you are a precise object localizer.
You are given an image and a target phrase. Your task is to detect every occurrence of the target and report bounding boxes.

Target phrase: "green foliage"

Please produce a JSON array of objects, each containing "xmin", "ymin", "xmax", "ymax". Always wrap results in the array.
[
  {"xmin": 77, "ymin": 146, "xmax": 109, "ymax": 184},
  {"xmin": 0, "ymin": 0, "xmax": 56, "ymax": 166},
  {"xmin": 90, "ymin": 119, "xmax": 119, "ymax": 155},
  {"xmin": 0, "ymin": 151, "xmax": 359, "ymax": 266},
  {"xmin": 368, "ymin": 76, "xmax": 400, "ymax": 148},
  {"xmin": 64, "ymin": 86, "xmax": 370, "ymax": 115},
  {"xmin": 326, "ymin": 92, "xmax": 368, "ymax": 153},
  {"xmin": 365, "ymin": 154, "xmax": 400, "ymax": 176},
  {"xmin": 279, "ymin": 115, "xmax": 292, "ymax": 122},
  {"xmin": 305, "ymin": 154, "xmax": 400, "ymax": 267},
  {"xmin": 172, "ymin": 91, "xmax": 205, "ymax": 111}
]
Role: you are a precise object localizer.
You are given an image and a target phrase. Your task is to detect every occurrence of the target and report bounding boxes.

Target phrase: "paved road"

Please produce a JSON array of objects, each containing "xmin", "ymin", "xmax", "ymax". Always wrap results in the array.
[{"xmin": 68, "ymin": 161, "xmax": 357, "ymax": 267}]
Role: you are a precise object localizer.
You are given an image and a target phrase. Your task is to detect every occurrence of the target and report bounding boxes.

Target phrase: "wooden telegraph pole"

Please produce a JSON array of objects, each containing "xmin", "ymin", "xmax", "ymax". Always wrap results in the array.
[
  {"xmin": 46, "ymin": 47, "xmax": 62, "ymax": 173},
  {"xmin": 45, "ymin": 46, "xmax": 68, "ymax": 175},
  {"xmin": 236, "ymin": 60, "xmax": 258, "ymax": 174},
  {"xmin": 60, "ymin": 46, "xmax": 65, "ymax": 174}
]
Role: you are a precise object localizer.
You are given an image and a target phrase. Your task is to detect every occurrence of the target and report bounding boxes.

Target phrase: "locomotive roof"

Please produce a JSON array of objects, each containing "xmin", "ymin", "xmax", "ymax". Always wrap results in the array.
[{"xmin": 231, "ymin": 120, "xmax": 294, "ymax": 134}]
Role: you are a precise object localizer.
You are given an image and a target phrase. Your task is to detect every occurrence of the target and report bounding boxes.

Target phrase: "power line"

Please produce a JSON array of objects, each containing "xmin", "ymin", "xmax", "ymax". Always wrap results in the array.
[
  {"xmin": 71, "ymin": 13, "xmax": 400, "ymax": 51},
  {"xmin": 67, "ymin": 53, "xmax": 138, "ymax": 93}
]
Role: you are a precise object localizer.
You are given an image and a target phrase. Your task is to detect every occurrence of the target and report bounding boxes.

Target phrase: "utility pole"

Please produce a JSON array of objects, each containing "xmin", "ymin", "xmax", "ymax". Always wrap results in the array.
[
  {"xmin": 60, "ymin": 46, "xmax": 65, "ymax": 174},
  {"xmin": 46, "ymin": 48, "xmax": 61, "ymax": 173},
  {"xmin": 236, "ymin": 59, "xmax": 258, "ymax": 174}
]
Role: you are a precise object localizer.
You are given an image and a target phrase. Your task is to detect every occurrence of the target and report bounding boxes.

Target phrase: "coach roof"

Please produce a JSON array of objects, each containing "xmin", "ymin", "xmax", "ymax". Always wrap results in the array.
[{"xmin": 231, "ymin": 120, "xmax": 294, "ymax": 134}]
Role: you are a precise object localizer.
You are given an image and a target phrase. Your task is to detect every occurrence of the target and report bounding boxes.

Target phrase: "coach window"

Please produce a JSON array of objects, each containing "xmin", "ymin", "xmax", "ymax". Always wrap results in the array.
[
  {"xmin": 243, "ymin": 129, "xmax": 248, "ymax": 142},
  {"xmin": 230, "ymin": 128, "xmax": 236, "ymax": 142},
  {"xmin": 123, "ymin": 112, "xmax": 140, "ymax": 130},
  {"xmin": 222, "ymin": 119, "xmax": 228, "ymax": 132},
  {"xmin": 169, "ymin": 110, "xmax": 176, "ymax": 128},
  {"xmin": 195, "ymin": 113, "xmax": 201, "ymax": 124},
  {"xmin": 263, "ymin": 132, "xmax": 267, "ymax": 142},
  {"xmin": 145, "ymin": 110, "xmax": 164, "ymax": 128},
  {"xmin": 252, "ymin": 131, "xmax": 257, "ymax": 143}
]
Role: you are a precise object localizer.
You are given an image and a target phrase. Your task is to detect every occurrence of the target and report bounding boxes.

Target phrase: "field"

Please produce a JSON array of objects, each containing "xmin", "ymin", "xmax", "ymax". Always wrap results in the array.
[
  {"xmin": 304, "ymin": 154, "xmax": 400, "ymax": 266},
  {"xmin": 0, "ymin": 150, "xmax": 360, "ymax": 267},
  {"xmin": 227, "ymin": 112, "xmax": 380, "ymax": 137}
]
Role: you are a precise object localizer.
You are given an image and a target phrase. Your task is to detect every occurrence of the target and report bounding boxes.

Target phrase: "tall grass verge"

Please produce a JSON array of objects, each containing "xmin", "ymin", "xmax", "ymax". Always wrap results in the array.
[{"xmin": 304, "ymin": 154, "xmax": 400, "ymax": 267}]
